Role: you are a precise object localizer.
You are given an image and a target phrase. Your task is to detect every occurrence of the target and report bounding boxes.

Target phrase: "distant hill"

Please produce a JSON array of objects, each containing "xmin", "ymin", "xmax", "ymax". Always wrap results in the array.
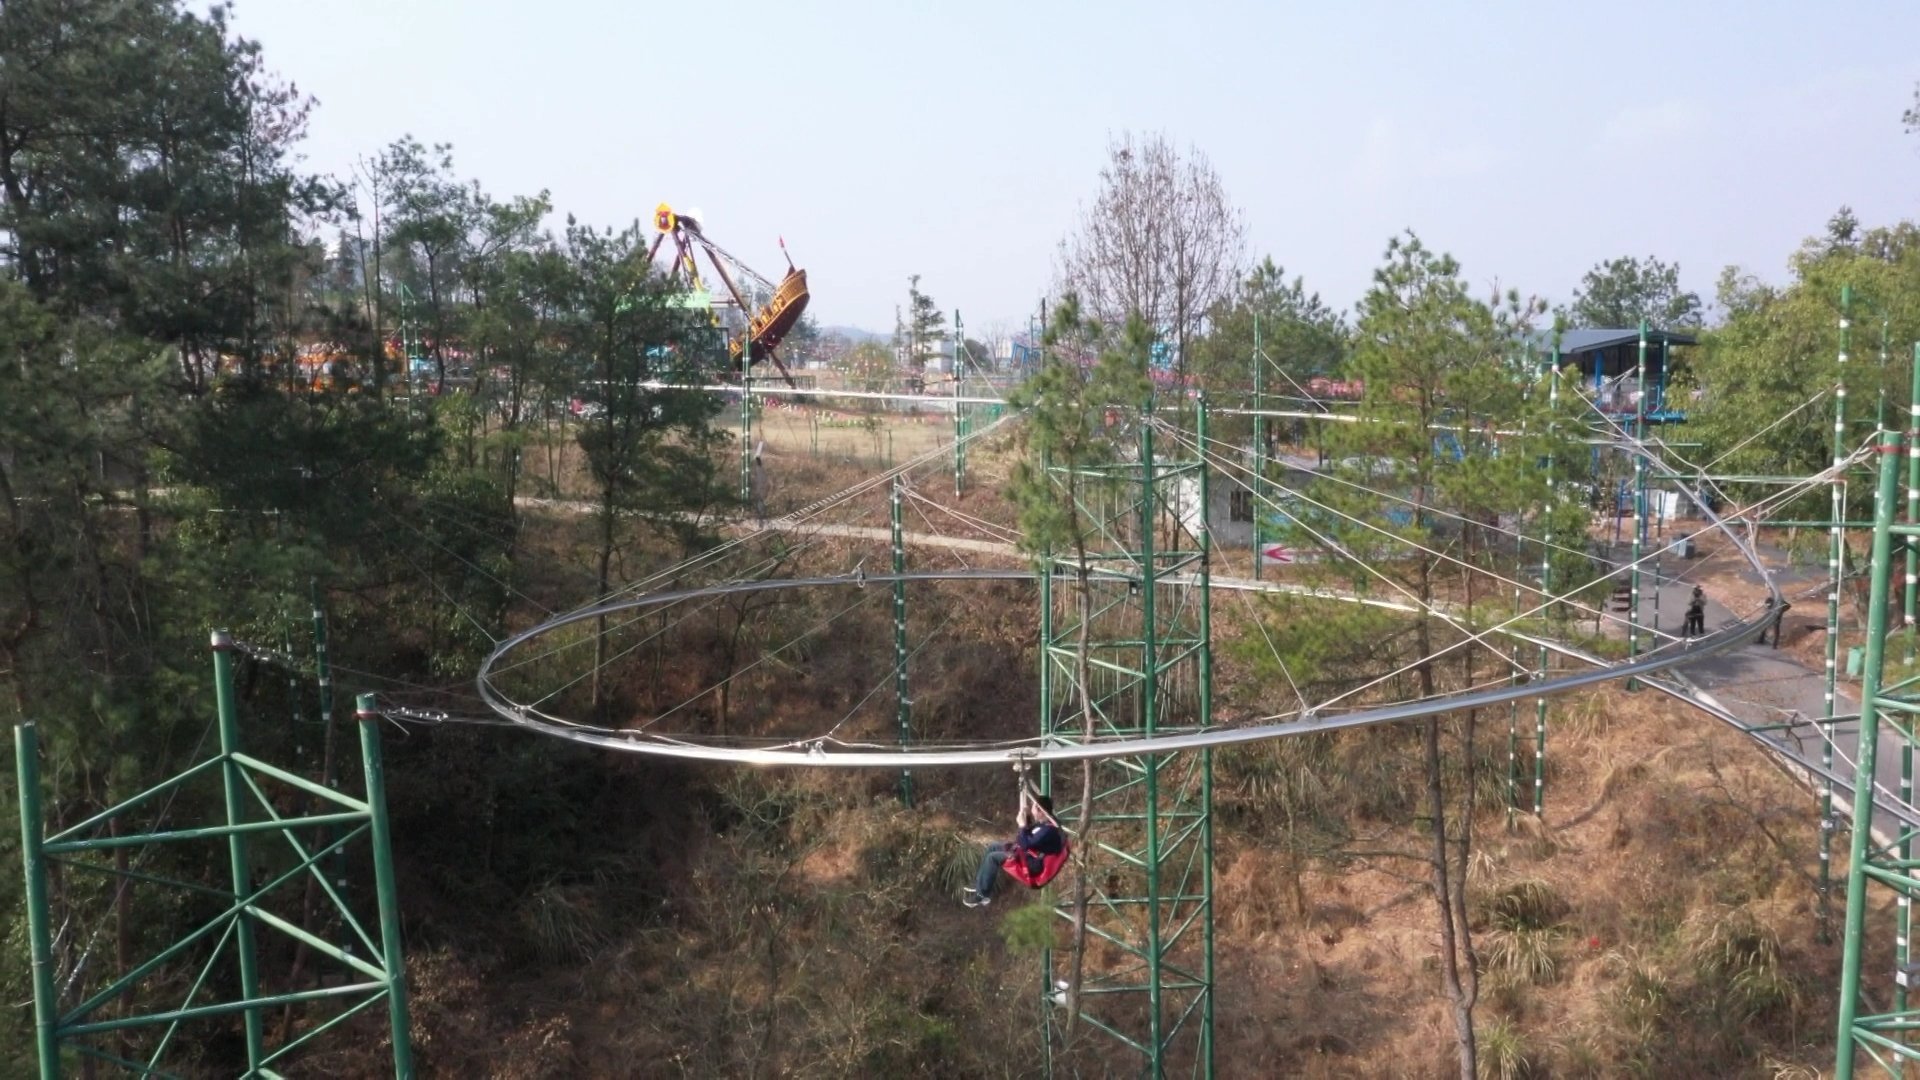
[{"xmin": 820, "ymin": 325, "xmax": 888, "ymax": 344}]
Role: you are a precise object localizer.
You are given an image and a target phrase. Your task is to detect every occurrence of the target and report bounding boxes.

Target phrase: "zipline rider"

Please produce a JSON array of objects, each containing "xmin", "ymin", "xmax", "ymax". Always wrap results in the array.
[{"xmin": 965, "ymin": 766, "xmax": 1068, "ymax": 907}]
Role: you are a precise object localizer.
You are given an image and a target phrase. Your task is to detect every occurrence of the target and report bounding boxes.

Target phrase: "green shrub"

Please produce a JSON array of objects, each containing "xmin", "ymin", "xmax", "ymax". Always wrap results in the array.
[{"xmin": 998, "ymin": 900, "xmax": 1057, "ymax": 955}]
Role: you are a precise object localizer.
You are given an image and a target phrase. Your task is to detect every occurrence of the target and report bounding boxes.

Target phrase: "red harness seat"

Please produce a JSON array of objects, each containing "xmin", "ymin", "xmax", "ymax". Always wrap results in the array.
[{"xmin": 1002, "ymin": 838, "xmax": 1071, "ymax": 888}]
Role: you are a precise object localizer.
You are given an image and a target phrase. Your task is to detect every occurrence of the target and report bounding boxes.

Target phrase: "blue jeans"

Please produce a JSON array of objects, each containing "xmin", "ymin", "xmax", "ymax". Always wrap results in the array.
[{"xmin": 975, "ymin": 840, "xmax": 1016, "ymax": 899}]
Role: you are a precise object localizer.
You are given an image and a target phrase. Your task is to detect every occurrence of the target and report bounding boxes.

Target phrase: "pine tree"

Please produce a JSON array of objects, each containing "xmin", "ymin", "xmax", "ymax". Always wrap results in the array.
[
  {"xmin": 907, "ymin": 274, "xmax": 945, "ymax": 371},
  {"xmin": 1564, "ymin": 255, "xmax": 1703, "ymax": 329},
  {"xmin": 1284, "ymin": 233, "xmax": 1575, "ymax": 1080},
  {"xmin": 564, "ymin": 218, "xmax": 734, "ymax": 709}
]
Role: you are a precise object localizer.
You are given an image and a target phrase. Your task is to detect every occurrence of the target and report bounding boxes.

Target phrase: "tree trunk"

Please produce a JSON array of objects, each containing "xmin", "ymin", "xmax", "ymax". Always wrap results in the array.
[
  {"xmin": 1063, "ymin": 560, "xmax": 1098, "ymax": 1048},
  {"xmin": 1424, "ymin": 713, "xmax": 1476, "ymax": 1080},
  {"xmin": 591, "ymin": 485, "xmax": 614, "ymax": 710},
  {"xmin": 1416, "ymin": 487, "xmax": 1475, "ymax": 1079}
]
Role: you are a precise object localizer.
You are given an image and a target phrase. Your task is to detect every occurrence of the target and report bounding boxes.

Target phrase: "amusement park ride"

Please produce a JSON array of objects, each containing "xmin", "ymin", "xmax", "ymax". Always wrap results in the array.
[{"xmin": 647, "ymin": 202, "xmax": 810, "ymax": 387}]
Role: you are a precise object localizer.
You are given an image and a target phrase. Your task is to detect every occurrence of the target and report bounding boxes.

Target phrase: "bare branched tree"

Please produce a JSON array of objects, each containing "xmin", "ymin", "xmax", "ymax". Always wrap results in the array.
[{"xmin": 1056, "ymin": 132, "xmax": 1247, "ymax": 374}]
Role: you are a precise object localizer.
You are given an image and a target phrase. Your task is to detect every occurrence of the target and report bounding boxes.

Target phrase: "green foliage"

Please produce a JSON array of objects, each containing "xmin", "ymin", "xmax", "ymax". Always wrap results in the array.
[
  {"xmin": 1563, "ymin": 256, "xmax": 1703, "ymax": 330},
  {"xmin": 905, "ymin": 273, "xmax": 945, "ymax": 372},
  {"xmin": 998, "ymin": 899, "xmax": 1058, "ymax": 955},
  {"xmin": 835, "ymin": 339, "xmax": 897, "ymax": 392},
  {"xmin": 1305, "ymin": 233, "xmax": 1561, "ymax": 571},
  {"xmin": 1687, "ymin": 219, "xmax": 1920, "ymax": 517},
  {"xmin": 0, "ymin": 0, "xmax": 327, "ymax": 380},
  {"xmin": 1226, "ymin": 591, "xmax": 1403, "ymax": 699},
  {"xmin": 1191, "ymin": 256, "xmax": 1349, "ymax": 445},
  {"xmin": 567, "ymin": 220, "xmax": 733, "ymax": 542},
  {"xmin": 170, "ymin": 382, "xmax": 441, "ymax": 544},
  {"xmin": 1004, "ymin": 294, "xmax": 1154, "ymax": 561},
  {"xmin": 937, "ymin": 833, "xmax": 985, "ymax": 898},
  {"xmin": 0, "ymin": 5, "xmax": 754, "ymax": 1070},
  {"xmin": 1281, "ymin": 233, "xmax": 1583, "ymax": 643}
]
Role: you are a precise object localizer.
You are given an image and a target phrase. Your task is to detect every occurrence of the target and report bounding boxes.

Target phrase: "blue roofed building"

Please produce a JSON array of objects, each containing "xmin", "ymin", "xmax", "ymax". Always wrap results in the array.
[{"xmin": 1542, "ymin": 327, "xmax": 1696, "ymax": 423}]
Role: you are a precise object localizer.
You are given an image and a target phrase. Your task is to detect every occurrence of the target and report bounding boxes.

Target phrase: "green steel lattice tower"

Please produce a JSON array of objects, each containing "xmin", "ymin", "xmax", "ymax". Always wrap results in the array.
[
  {"xmin": 1832, "ymin": 428, "xmax": 1920, "ymax": 1076},
  {"xmin": 12, "ymin": 631, "xmax": 414, "ymax": 1078},
  {"xmin": 1036, "ymin": 404, "xmax": 1215, "ymax": 1079}
]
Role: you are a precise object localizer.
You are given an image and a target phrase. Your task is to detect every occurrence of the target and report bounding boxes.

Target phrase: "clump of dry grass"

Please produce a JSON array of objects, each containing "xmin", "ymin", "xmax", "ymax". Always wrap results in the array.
[
  {"xmin": 1476, "ymin": 1014, "xmax": 1537, "ymax": 1080},
  {"xmin": 519, "ymin": 880, "xmax": 611, "ymax": 964},
  {"xmin": 1595, "ymin": 752, "xmax": 1648, "ymax": 804},
  {"xmin": 1555, "ymin": 691, "xmax": 1613, "ymax": 742},
  {"xmin": 1680, "ymin": 904, "xmax": 1799, "ymax": 1051},
  {"xmin": 1219, "ymin": 848, "xmax": 1299, "ymax": 938},
  {"xmin": 1479, "ymin": 879, "xmax": 1568, "ymax": 985},
  {"xmin": 1507, "ymin": 811, "xmax": 1563, "ymax": 860}
]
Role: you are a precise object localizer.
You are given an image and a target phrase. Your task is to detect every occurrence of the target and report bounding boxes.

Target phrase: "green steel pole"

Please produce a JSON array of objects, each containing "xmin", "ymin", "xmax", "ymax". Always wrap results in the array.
[
  {"xmin": 1506, "ymin": 694, "xmax": 1518, "ymax": 825},
  {"xmin": 1506, "ymin": 418, "xmax": 1520, "ymax": 825},
  {"xmin": 285, "ymin": 623, "xmax": 302, "ymax": 767},
  {"xmin": 212, "ymin": 630, "xmax": 266, "ymax": 1072},
  {"xmin": 1907, "ymin": 340, "xmax": 1920, "ymax": 658},
  {"xmin": 1904, "ymin": 343, "xmax": 1920, "ymax": 1015},
  {"xmin": 1196, "ymin": 398, "xmax": 1216, "ymax": 1080},
  {"xmin": 15, "ymin": 722, "xmax": 60, "ymax": 1079},
  {"xmin": 1873, "ymin": 320, "xmax": 1904, "ymax": 1037},
  {"xmin": 1507, "ymin": 567, "xmax": 1520, "ymax": 826},
  {"xmin": 1652, "ymin": 483, "xmax": 1663, "ymax": 639},
  {"xmin": 1038, "ymin": 447, "xmax": 1054, "ymax": 799},
  {"xmin": 954, "ymin": 310, "xmax": 966, "ymax": 497},
  {"xmin": 1832, "ymin": 428, "xmax": 1904, "ymax": 1080},
  {"xmin": 355, "ymin": 694, "xmax": 415, "ymax": 1078},
  {"xmin": 1536, "ymin": 341, "xmax": 1560, "ymax": 816},
  {"xmin": 1879, "ymin": 319, "xmax": 1891, "ymax": 442},
  {"xmin": 740, "ymin": 348, "xmax": 753, "ymax": 506},
  {"xmin": 1627, "ymin": 320, "xmax": 1647, "ymax": 690},
  {"xmin": 1253, "ymin": 315, "xmax": 1265, "ymax": 583},
  {"xmin": 1037, "ymin": 443, "xmax": 1056, "ymax": 1069},
  {"xmin": 312, "ymin": 579, "xmax": 345, "ymax": 891},
  {"xmin": 892, "ymin": 476, "xmax": 912, "ymax": 806},
  {"xmin": 1649, "ymin": 329, "xmax": 1667, "ymax": 644},
  {"xmin": 1824, "ymin": 286, "xmax": 1852, "ymax": 943},
  {"xmin": 1138, "ymin": 407, "xmax": 1164, "ymax": 1077}
]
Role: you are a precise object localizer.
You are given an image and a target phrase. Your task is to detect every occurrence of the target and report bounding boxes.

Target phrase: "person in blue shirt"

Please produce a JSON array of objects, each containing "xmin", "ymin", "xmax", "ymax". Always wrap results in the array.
[{"xmin": 965, "ymin": 786, "xmax": 1066, "ymax": 907}]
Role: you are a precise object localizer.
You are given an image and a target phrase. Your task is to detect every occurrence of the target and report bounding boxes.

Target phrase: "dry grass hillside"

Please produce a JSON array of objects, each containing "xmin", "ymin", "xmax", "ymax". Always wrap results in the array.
[
  {"xmin": 302, "ymin": 439, "xmax": 1854, "ymax": 1077},
  {"xmin": 311, "ymin": 659, "xmax": 1849, "ymax": 1076},
  {"xmin": 1210, "ymin": 685, "xmax": 1843, "ymax": 1078}
]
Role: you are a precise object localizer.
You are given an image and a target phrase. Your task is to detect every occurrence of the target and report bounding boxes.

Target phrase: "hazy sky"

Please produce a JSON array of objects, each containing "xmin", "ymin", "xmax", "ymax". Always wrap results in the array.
[{"xmin": 228, "ymin": 0, "xmax": 1920, "ymax": 334}]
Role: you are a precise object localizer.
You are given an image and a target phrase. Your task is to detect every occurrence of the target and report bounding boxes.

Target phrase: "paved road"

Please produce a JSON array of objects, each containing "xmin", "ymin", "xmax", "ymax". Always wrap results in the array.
[{"xmin": 1638, "ymin": 541, "xmax": 1918, "ymax": 841}]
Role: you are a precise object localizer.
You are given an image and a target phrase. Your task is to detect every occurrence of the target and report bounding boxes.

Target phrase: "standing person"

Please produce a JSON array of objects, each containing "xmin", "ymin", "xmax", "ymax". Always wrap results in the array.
[
  {"xmin": 1684, "ymin": 586, "xmax": 1707, "ymax": 638},
  {"xmin": 966, "ymin": 784, "xmax": 1067, "ymax": 907}
]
